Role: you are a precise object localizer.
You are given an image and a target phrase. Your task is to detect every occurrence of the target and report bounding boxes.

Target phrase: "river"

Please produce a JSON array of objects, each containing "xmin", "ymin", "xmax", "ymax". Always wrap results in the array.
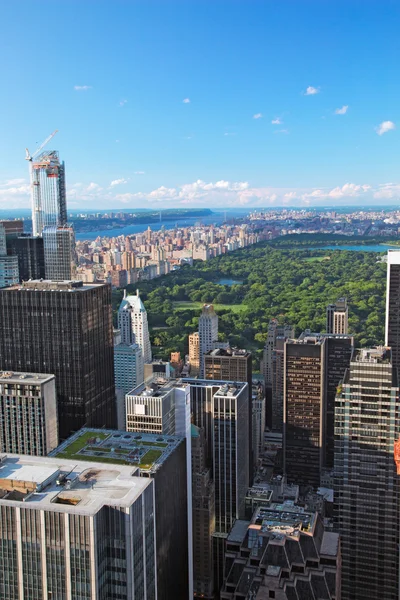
[{"xmin": 75, "ymin": 212, "xmax": 247, "ymax": 241}]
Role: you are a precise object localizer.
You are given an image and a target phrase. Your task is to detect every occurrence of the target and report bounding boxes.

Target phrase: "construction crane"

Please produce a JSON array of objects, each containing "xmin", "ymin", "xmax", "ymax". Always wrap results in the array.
[{"xmin": 25, "ymin": 129, "xmax": 58, "ymax": 162}]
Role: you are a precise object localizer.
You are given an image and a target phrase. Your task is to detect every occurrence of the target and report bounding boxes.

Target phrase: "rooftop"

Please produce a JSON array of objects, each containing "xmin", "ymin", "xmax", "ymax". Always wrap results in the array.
[
  {"xmin": 205, "ymin": 347, "xmax": 251, "ymax": 358},
  {"xmin": 0, "ymin": 371, "xmax": 55, "ymax": 385},
  {"xmin": 0, "ymin": 454, "xmax": 150, "ymax": 515},
  {"xmin": 51, "ymin": 428, "xmax": 184, "ymax": 474},
  {"xmin": 2, "ymin": 280, "xmax": 105, "ymax": 292},
  {"xmin": 252, "ymin": 501, "xmax": 315, "ymax": 536},
  {"xmin": 182, "ymin": 378, "xmax": 247, "ymax": 396}
]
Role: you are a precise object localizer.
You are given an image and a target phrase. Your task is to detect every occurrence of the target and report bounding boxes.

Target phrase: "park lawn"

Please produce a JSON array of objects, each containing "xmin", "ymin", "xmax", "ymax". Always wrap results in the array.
[
  {"xmin": 60, "ymin": 431, "xmax": 109, "ymax": 457},
  {"xmin": 302, "ymin": 256, "xmax": 331, "ymax": 262},
  {"xmin": 139, "ymin": 449, "xmax": 162, "ymax": 469},
  {"xmin": 173, "ymin": 301, "xmax": 246, "ymax": 313}
]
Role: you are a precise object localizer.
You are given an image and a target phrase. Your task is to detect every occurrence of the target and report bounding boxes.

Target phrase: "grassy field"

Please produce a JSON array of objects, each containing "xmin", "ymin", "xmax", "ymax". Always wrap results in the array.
[
  {"xmin": 173, "ymin": 301, "xmax": 246, "ymax": 313},
  {"xmin": 302, "ymin": 256, "xmax": 331, "ymax": 262}
]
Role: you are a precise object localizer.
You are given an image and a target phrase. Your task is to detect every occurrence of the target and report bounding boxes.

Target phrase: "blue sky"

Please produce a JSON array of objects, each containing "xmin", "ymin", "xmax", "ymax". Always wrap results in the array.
[{"xmin": 0, "ymin": 0, "xmax": 399, "ymax": 209}]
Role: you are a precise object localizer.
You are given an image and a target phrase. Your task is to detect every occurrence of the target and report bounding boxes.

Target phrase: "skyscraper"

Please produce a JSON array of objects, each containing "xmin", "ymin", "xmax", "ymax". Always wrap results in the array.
[
  {"xmin": 0, "ymin": 371, "xmax": 58, "ymax": 456},
  {"xmin": 204, "ymin": 346, "xmax": 254, "ymax": 479},
  {"xmin": 118, "ymin": 289, "xmax": 152, "ymax": 363},
  {"xmin": 0, "ymin": 224, "xmax": 19, "ymax": 288},
  {"xmin": 198, "ymin": 304, "xmax": 218, "ymax": 377},
  {"xmin": 114, "ymin": 341, "xmax": 144, "ymax": 428},
  {"xmin": 0, "ymin": 454, "xmax": 157, "ymax": 600},
  {"xmin": 189, "ymin": 331, "xmax": 200, "ymax": 375},
  {"xmin": 386, "ymin": 250, "xmax": 400, "ymax": 370},
  {"xmin": 6, "ymin": 234, "xmax": 45, "ymax": 281},
  {"xmin": 262, "ymin": 319, "xmax": 294, "ymax": 387},
  {"xmin": 28, "ymin": 149, "xmax": 75, "ymax": 280},
  {"xmin": 334, "ymin": 347, "xmax": 400, "ymax": 600},
  {"xmin": 0, "ymin": 280, "xmax": 116, "ymax": 440},
  {"xmin": 283, "ymin": 332, "xmax": 353, "ymax": 486},
  {"xmin": 326, "ymin": 297, "xmax": 349, "ymax": 334}
]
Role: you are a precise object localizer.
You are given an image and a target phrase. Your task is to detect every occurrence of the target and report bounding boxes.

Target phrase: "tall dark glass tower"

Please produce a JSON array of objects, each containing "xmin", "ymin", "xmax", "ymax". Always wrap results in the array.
[
  {"xmin": 386, "ymin": 250, "xmax": 400, "ymax": 370},
  {"xmin": 0, "ymin": 280, "xmax": 116, "ymax": 440}
]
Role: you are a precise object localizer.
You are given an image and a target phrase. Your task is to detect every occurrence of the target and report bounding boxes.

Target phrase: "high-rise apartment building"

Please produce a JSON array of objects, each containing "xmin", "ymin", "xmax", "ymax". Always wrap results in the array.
[
  {"xmin": 189, "ymin": 331, "xmax": 200, "ymax": 375},
  {"xmin": 386, "ymin": 250, "xmax": 400, "ymax": 370},
  {"xmin": 6, "ymin": 234, "xmax": 45, "ymax": 281},
  {"xmin": 0, "ymin": 371, "xmax": 58, "ymax": 456},
  {"xmin": 284, "ymin": 332, "xmax": 353, "ymax": 486},
  {"xmin": 43, "ymin": 225, "xmax": 76, "ymax": 281},
  {"xmin": 334, "ymin": 347, "xmax": 400, "ymax": 600},
  {"xmin": 118, "ymin": 289, "xmax": 152, "ymax": 363},
  {"xmin": 0, "ymin": 224, "xmax": 19, "ymax": 288},
  {"xmin": 28, "ymin": 149, "xmax": 75, "ymax": 280},
  {"xmin": 0, "ymin": 280, "xmax": 116, "ymax": 440},
  {"xmin": 0, "ymin": 454, "xmax": 156, "ymax": 600},
  {"xmin": 191, "ymin": 425, "xmax": 215, "ymax": 600},
  {"xmin": 220, "ymin": 502, "xmax": 341, "ymax": 599},
  {"xmin": 204, "ymin": 346, "xmax": 254, "ymax": 479},
  {"xmin": 54, "ymin": 428, "xmax": 188, "ymax": 600},
  {"xmin": 326, "ymin": 297, "xmax": 348, "ymax": 334},
  {"xmin": 198, "ymin": 304, "xmax": 218, "ymax": 377}
]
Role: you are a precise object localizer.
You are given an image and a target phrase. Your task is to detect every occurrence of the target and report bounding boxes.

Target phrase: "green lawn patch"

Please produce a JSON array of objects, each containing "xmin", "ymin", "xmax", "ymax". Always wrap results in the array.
[
  {"xmin": 139, "ymin": 449, "xmax": 162, "ymax": 469},
  {"xmin": 173, "ymin": 301, "xmax": 246, "ymax": 313},
  {"xmin": 302, "ymin": 256, "xmax": 331, "ymax": 262},
  {"xmin": 61, "ymin": 432, "xmax": 109, "ymax": 457}
]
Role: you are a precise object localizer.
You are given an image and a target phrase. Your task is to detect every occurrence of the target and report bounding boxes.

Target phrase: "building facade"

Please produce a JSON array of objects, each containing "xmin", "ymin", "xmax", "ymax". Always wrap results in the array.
[
  {"xmin": 386, "ymin": 250, "xmax": 400, "ymax": 370},
  {"xmin": 0, "ymin": 454, "xmax": 156, "ymax": 600},
  {"xmin": 6, "ymin": 235, "xmax": 45, "ymax": 281},
  {"xmin": 0, "ymin": 224, "xmax": 19, "ymax": 289},
  {"xmin": 326, "ymin": 297, "xmax": 348, "ymax": 334},
  {"xmin": 198, "ymin": 304, "xmax": 218, "ymax": 377},
  {"xmin": 0, "ymin": 280, "xmax": 116, "ymax": 440},
  {"xmin": 189, "ymin": 331, "xmax": 200, "ymax": 376},
  {"xmin": 42, "ymin": 225, "xmax": 76, "ymax": 281},
  {"xmin": 334, "ymin": 347, "xmax": 400, "ymax": 600},
  {"xmin": 114, "ymin": 342, "xmax": 144, "ymax": 429},
  {"xmin": 0, "ymin": 371, "xmax": 58, "ymax": 456},
  {"xmin": 118, "ymin": 289, "xmax": 152, "ymax": 363}
]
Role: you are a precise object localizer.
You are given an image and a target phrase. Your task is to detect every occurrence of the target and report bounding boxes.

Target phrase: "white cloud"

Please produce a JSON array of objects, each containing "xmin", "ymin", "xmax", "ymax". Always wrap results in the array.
[
  {"xmin": 253, "ymin": 113, "xmax": 263, "ymax": 119},
  {"xmin": 273, "ymin": 129, "xmax": 289, "ymax": 134},
  {"xmin": 373, "ymin": 183, "xmax": 400, "ymax": 199},
  {"xmin": 224, "ymin": 132, "xmax": 236, "ymax": 136},
  {"xmin": 376, "ymin": 120, "xmax": 396, "ymax": 135},
  {"xmin": 183, "ymin": 98, "xmax": 191, "ymax": 103},
  {"xmin": 271, "ymin": 117, "xmax": 282, "ymax": 125},
  {"xmin": 110, "ymin": 178, "xmax": 128, "ymax": 187},
  {"xmin": 87, "ymin": 182, "xmax": 102, "ymax": 192},
  {"xmin": 74, "ymin": 85, "xmax": 92, "ymax": 91},
  {"xmin": 304, "ymin": 86, "xmax": 320, "ymax": 95},
  {"xmin": 134, "ymin": 171, "xmax": 145, "ymax": 175},
  {"xmin": 119, "ymin": 99, "xmax": 128, "ymax": 107},
  {"xmin": 335, "ymin": 105, "xmax": 348, "ymax": 115}
]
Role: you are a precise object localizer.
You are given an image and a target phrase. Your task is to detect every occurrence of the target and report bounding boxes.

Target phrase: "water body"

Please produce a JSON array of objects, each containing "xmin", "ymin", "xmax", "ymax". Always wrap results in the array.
[
  {"xmin": 217, "ymin": 278, "xmax": 243, "ymax": 286},
  {"xmin": 316, "ymin": 244, "xmax": 400, "ymax": 253},
  {"xmin": 75, "ymin": 212, "xmax": 248, "ymax": 241}
]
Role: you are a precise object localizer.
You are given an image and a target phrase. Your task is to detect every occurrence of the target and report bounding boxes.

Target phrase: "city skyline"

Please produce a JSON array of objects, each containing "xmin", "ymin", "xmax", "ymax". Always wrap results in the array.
[{"xmin": 0, "ymin": 1, "xmax": 399, "ymax": 210}]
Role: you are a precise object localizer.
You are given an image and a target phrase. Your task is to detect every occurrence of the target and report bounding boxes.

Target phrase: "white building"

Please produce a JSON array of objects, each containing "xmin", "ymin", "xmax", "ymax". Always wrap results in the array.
[
  {"xmin": 118, "ymin": 289, "xmax": 152, "ymax": 363},
  {"xmin": 198, "ymin": 304, "xmax": 218, "ymax": 377}
]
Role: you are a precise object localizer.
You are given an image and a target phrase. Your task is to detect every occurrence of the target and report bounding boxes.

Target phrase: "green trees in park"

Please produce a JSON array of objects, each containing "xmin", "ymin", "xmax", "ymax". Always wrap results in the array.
[{"xmin": 112, "ymin": 236, "xmax": 388, "ymax": 368}]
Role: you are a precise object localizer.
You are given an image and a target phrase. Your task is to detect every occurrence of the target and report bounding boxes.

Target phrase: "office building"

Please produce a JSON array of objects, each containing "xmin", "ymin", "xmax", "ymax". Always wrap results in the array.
[
  {"xmin": 143, "ymin": 359, "xmax": 172, "ymax": 382},
  {"xmin": 386, "ymin": 250, "xmax": 400, "ymax": 370},
  {"xmin": 185, "ymin": 378, "xmax": 250, "ymax": 592},
  {"xmin": 252, "ymin": 380, "xmax": 265, "ymax": 463},
  {"xmin": 204, "ymin": 346, "xmax": 254, "ymax": 479},
  {"xmin": 118, "ymin": 289, "xmax": 152, "ymax": 363},
  {"xmin": 0, "ymin": 224, "xmax": 19, "ymax": 288},
  {"xmin": 220, "ymin": 502, "xmax": 341, "ymax": 600},
  {"xmin": 326, "ymin": 297, "xmax": 348, "ymax": 334},
  {"xmin": 189, "ymin": 331, "xmax": 200, "ymax": 375},
  {"xmin": 28, "ymin": 149, "xmax": 75, "ymax": 280},
  {"xmin": 334, "ymin": 347, "xmax": 400, "ymax": 600},
  {"xmin": 125, "ymin": 380, "xmax": 193, "ymax": 598},
  {"xmin": 284, "ymin": 332, "xmax": 353, "ymax": 487},
  {"xmin": 271, "ymin": 336, "xmax": 285, "ymax": 432},
  {"xmin": 114, "ymin": 342, "xmax": 144, "ymax": 429},
  {"xmin": 0, "ymin": 371, "xmax": 58, "ymax": 456},
  {"xmin": 192, "ymin": 425, "xmax": 215, "ymax": 600},
  {"xmin": 54, "ymin": 427, "xmax": 188, "ymax": 600},
  {"xmin": 0, "ymin": 453, "xmax": 156, "ymax": 600},
  {"xmin": 198, "ymin": 304, "xmax": 218, "ymax": 377},
  {"xmin": 0, "ymin": 280, "xmax": 116, "ymax": 440},
  {"xmin": 0, "ymin": 220, "xmax": 24, "ymax": 237},
  {"xmin": 6, "ymin": 235, "xmax": 45, "ymax": 281}
]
